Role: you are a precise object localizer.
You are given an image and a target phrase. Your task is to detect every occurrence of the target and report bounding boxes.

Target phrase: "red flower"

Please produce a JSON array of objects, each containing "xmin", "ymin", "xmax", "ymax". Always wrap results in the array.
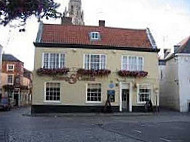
[
  {"xmin": 36, "ymin": 68, "xmax": 69, "ymax": 76},
  {"xmin": 118, "ymin": 70, "xmax": 148, "ymax": 77},
  {"xmin": 77, "ymin": 69, "xmax": 111, "ymax": 76}
]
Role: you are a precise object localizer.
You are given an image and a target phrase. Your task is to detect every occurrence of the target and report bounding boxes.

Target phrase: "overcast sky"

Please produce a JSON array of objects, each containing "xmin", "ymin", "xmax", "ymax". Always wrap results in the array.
[{"xmin": 0, "ymin": 0, "xmax": 190, "ymax": 71}]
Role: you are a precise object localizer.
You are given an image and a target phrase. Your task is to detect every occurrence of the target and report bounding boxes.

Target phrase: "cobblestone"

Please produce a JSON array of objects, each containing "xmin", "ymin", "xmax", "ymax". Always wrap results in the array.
[{"xmin": 0, "ymin": 107, "xmax": 190, "ymax": 142}]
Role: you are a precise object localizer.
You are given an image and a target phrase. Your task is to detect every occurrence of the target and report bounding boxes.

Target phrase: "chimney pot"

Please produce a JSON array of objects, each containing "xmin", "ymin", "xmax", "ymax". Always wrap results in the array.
[{"xmin": 99, "ymin": 20, "xmax": 105, "ymax": 27}]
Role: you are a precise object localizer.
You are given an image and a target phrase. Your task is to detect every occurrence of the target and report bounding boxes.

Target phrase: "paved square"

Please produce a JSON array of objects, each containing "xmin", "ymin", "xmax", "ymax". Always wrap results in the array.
[{"xmin": 0, "ymin": 107, "xmax": 190, "ymax": 142}]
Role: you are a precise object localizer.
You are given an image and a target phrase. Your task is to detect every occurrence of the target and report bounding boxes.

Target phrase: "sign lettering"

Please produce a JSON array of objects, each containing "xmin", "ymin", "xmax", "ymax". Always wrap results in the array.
[{"xmin": 53, "ymin": 73, "xmax": 95, "ymax": 84}]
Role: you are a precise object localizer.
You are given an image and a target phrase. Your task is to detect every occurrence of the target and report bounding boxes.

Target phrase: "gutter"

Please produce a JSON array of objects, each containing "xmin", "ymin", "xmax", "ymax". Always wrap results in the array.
[{"xmin": 33, "ymin": 42, "xmax": 160, "ymax": 53}]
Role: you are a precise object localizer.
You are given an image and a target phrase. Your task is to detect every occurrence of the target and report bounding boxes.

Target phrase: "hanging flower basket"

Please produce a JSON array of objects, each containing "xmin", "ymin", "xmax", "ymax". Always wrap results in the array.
[
  {"xmin": 118, "ymin": 70, "xmax": 148, "ymax": 77},
  {"xmin": 36, "ymin": 68, "xmax": 69, "ymax": 76},
  {"xmin": 77, "ymin": 69, "xmax": 111, "ymax": 76}
]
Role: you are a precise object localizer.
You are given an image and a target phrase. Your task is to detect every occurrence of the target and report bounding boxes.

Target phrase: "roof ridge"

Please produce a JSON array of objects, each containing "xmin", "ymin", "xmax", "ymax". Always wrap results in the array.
[{"xmin": 43, "ymin": 23, "xmax": 147, "ymax": 31}]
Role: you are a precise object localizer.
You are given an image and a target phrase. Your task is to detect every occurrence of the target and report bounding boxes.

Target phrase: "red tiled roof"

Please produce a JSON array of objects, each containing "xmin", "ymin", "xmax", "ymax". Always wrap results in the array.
[{"xmin": 41, "ymin": 24, "xmax": 152, "ymax": 48}]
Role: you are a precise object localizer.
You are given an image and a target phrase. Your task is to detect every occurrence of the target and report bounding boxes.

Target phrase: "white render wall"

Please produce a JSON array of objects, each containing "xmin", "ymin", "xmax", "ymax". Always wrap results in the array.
[
  {"xmin": 0, "ymin": 45, "xmax": 3, "ymax": 91},
  {"xmin": 159, "ymin": 58, "xmax": 180, "ymax": 111},
  {"xmin": 178, "ymin": 55, "xmax": 190, "ymax": 112}
]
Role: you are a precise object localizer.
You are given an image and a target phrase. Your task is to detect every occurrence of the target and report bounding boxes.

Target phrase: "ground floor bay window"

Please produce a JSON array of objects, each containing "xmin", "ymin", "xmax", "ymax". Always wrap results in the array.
[
  {"xmin": 86, "ymin": 83, "xmax": 101, "ymax": 102},
  {"xmin": 45, "ymin": 82, "xmax": 60, "ymax": 102}
]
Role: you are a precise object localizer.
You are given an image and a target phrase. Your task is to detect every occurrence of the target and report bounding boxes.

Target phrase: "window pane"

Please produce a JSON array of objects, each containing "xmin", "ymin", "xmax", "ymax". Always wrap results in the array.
[
  {"xmin": 132, "ymin": 57, "xmax": 137, "ymax": 71},
  {"xmin": 122, "ymin": 56, "xmax": 128, "ymax": 70},
  {"xmin": 101, "ymin": 55, "xmax": 106, "ymax": 69},
  {"xmin": 85, "ymin": 55, "xmax": 90, "ymax": 69},
  {"xmin": 138, "ymin": 57, "xmax": 143, "ymax": 71},
  {"xmin": 8, "ymin": 75, "xmax": 13, "ymax": 84},
  {"xmin": 43, "ymin": 53, "xmax": 49, "ymax": 68},
  {"xmin": 60, "ymin": 54, "xmax": 65, "ymax": 68},
  {"xmin": 91, "ymin": 55, "xmax": 100, "ymax": 70}
]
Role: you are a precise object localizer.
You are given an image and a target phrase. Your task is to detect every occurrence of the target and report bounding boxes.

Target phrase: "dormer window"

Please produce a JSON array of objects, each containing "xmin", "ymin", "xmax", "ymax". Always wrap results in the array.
[{"xmin": 90, "ymin": 32, "xmax": 100, "ymax": 40}]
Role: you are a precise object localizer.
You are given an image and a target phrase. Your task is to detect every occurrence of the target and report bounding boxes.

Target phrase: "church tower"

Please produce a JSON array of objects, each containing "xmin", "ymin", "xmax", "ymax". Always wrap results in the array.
[{"xmin": 67, "ymin": 0, "xmax": 84, "ymax": 25}]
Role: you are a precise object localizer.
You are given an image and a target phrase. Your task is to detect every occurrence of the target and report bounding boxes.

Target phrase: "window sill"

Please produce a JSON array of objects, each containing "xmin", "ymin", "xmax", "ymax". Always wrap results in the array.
[
  {"xmin": 137, "ymin": 101, "xmax": 147, "ymax": 105},
  {"xmin": 44, "ymin": 101, "xmax": 61, "ymax": 104},
  {"xmin": 86, "ymin": 101, "xmax": 102, "ymax": 104}
]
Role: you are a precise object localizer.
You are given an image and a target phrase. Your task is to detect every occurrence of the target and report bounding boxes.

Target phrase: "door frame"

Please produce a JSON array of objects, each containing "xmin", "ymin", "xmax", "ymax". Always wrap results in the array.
[{"xmin": 119, "ymin": 82, "xmax": 132, "ymax": 112}]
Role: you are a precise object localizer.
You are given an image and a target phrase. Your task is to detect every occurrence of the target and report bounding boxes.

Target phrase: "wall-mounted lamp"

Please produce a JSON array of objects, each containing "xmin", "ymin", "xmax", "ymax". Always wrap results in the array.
[
  {"xmin": 72, "ymin": 49, "xmax": 77, "ymax": 52},
  {"xmin": 112, "ymin": 50, "xmax": 116, "ymax": 54}
]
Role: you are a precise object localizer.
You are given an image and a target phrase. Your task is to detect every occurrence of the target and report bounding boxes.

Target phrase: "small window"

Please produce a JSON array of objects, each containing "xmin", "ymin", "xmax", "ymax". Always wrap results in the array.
[
  {"xmin": 87, "ymin": 83, "xmax": 101, "ymax": 102},
  {"xmin": 45, "ymin": 82, "xmax": 60, "ymax": 102},
  {"xmin": 138, "ymin": 85, "xmax": 151, "ymax": 103},
  {"xmin": 90, "ymin": 32, "xmax": 100, "ymax": 40},
  {"xmin": 7, "ymin": 74, "xmax": 14, "ymax": 85},
  {"xmin": 7, "ymin": 64, "xmax": 14, "ymax": 72}
]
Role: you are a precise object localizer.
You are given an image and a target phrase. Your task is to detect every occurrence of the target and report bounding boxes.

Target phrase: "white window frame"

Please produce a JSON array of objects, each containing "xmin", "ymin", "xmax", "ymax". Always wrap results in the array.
[
  {"xmin": 7, "ymin": 74, "xmax": 14, "ymax": 85},
  {"xmin": 90, "ymin": 32, "xmax": 100, "ymax": 40},
  {"xmin": 137, "ymin": 84, "xmax": 152, "ymax": 104},
  {"xmin": 121, "ymin": 55, "xmax": 144, "ymax": 71},
  {"xmin": 83, "ymin": 54, "xmax": 107, "ymax": 70},
  {"xmin": 86, "ymin": 83, "xmax": 102, "ymax": 103},
  {"xmin": 44, "ymin": 82, "xmax": 61, "ymax": 103},
  {"xmin": 7, "ymin": 64, "xmax": 14, "ymax": 72},
  {"xmin": 42, "ymin": 53, "xmax": 65, "ymax": 69}
]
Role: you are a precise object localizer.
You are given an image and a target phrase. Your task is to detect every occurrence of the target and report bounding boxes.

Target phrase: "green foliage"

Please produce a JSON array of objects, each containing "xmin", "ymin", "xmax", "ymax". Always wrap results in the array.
[{"xmin": 0, "ymin": 0, "xmax": 61, "ymax": 28}]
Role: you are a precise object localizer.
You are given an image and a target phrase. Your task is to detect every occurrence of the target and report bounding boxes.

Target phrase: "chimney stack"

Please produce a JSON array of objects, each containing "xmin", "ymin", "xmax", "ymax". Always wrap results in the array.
[
  {"xmin": 99, "ymin": 20, "xmax": 105, "ymax": 27},
  {"xmin": 61, "ymin": 17, "xmax": 73, "ymax": 25}
]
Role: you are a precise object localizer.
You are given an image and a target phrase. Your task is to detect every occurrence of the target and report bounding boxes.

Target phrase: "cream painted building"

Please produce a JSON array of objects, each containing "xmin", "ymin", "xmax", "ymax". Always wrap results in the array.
[{"xmin": 32, "ymin": 21, "xmax": 159, "ymax": 113}]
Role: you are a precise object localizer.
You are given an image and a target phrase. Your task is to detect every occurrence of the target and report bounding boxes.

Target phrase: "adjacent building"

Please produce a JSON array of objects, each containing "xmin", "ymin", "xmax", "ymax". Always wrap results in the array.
[
  {"xmin": 32, "ymin": 20, "xmax": 159, "ymax": 113},
  {"xmin": 0, "ymin": 45, "xmax": 3, "ymax": 100},
  {"xmin": 1, "ymin": 54, "xmax": 32, "ymax": 107},
  {"xmin": 159, "ymin": 36, "xmax": 190, "ymax": 112}
]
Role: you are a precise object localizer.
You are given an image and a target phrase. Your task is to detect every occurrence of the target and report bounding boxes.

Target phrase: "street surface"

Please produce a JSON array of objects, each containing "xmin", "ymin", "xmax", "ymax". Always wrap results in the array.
[{"xmin": 0, "ymin": 107, "xmax": 190, "ymax": 142}]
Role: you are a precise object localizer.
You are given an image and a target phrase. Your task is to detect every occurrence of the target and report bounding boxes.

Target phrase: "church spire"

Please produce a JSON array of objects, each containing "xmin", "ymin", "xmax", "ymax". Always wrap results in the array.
[{"xmin": 68, "ymin": 0, "xmax": 84, "ymax": 25}]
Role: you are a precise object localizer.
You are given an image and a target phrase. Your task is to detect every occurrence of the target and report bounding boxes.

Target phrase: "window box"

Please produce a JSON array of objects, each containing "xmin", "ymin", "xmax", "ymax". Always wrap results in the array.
[
  {"xmin": 77, "ymin": 69, "xmax": 111, "ymax": 76},
  {"xmin": 3, "ymin": 85, "xmax": 14, "ymax": 90},
  {"xmin": 36, "ymin": 68, "xmax": 69, "ymax": 76},
  {"xmin": 118, "ymin": 70, "xmax": 148, "ymax": 77}
]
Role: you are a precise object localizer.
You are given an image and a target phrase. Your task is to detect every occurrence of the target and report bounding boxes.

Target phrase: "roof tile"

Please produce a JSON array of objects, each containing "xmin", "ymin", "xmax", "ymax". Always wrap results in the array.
[{"xmin": 41, "ymin": 24, "xmax": 152, "ymax": 48}]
